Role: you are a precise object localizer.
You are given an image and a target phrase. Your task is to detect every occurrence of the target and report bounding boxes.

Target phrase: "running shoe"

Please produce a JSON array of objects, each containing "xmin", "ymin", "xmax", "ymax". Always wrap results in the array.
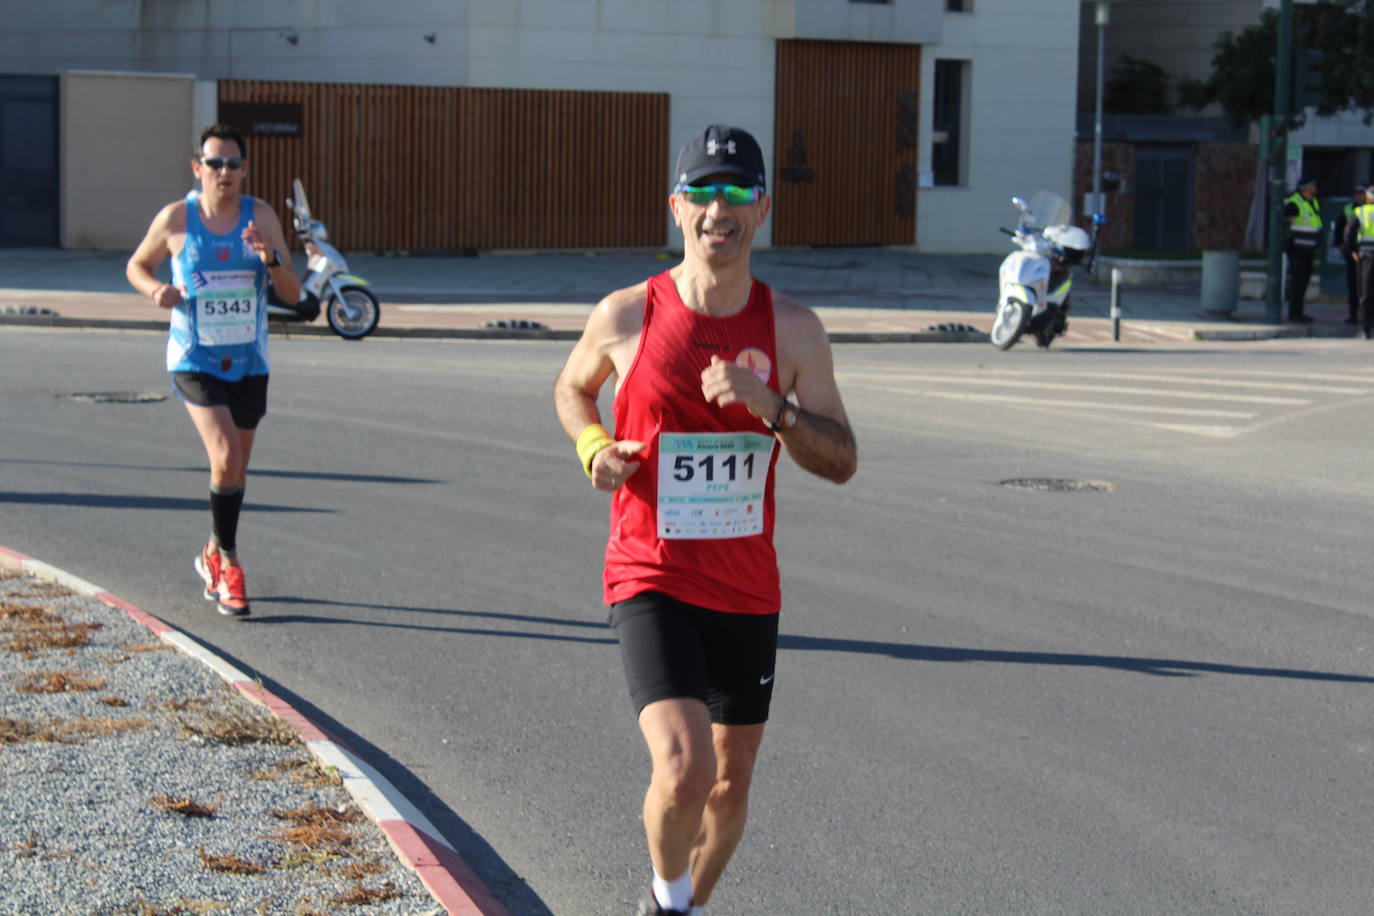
[
  {"xmin": 637, "ymin": 892, "xmax": 689, "ymax": 916},
  {"xmin": 215, "ymin": 564, "xmax": 251, "ymax": 617},
  {"xmin": 194, "ymin": 542, "xmax": 222, "ymax": 601}
]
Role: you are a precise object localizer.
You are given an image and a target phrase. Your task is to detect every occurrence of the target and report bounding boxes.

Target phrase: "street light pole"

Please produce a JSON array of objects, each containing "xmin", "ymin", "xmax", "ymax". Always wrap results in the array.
[
  {"xmin": 1266, "ymin": 0, "xmax": 1294, "ymax": 323},
  {"xmin": 1092, "ymin": 1, "xmax": 1110, "ymax": 221}
]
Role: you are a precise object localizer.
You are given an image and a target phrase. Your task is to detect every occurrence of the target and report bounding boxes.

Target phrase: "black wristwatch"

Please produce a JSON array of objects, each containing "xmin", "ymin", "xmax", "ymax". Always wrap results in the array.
[
  {"xmin": 265, "ymin": 251, "xmax": 281, "ymax": 268},
  {"xmin": 769, "ymin": 399, "xmax": 799, "ymax": 432}
]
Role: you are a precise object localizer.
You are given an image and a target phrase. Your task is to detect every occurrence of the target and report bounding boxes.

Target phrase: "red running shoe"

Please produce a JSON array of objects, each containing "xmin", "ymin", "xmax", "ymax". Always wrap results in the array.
[
  {"xmin": 194, "ymin": 542, "xmax": 222, "ymax": 601},
  {"xmin": 215, "ymin": 564, "xmax": 251, "ymax": 617}
]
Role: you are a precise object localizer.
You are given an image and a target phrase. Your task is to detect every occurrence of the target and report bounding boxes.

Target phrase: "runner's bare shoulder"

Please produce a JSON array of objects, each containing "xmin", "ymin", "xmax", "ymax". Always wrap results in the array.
[
  {"xmin": 591, "ymin": 279, "xmax": 650, "ymax": 341},
  {"xmin": 132, "ymin": 199, "xmax": 188, "ymax": 262},
  {"xmin": 161, "ymin": 198, "xmax": 189, "ymax": 231},
  {"xmin": 771, "ymin": 289, "xmax": 827, "ymax": 346}
]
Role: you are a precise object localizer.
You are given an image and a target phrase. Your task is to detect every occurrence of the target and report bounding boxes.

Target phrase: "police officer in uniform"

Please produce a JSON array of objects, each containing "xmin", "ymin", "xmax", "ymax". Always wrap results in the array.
[
  {"xmin": 1343, "ymin": 184, "xmax": 1374, "ymax": 339},
  {"xmin": 1335, "ymin": 185, "xmax": 1367, "ymax": 324},
  {"xmin": 1284, "ymin": 177, "xmax": 1322, "ymax": 323}
]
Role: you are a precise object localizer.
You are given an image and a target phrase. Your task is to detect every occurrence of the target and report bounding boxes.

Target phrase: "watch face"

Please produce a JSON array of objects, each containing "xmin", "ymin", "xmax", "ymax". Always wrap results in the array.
[{"xmin": 782, "ymin": 405, "xmax": 799, "ymax": 429}]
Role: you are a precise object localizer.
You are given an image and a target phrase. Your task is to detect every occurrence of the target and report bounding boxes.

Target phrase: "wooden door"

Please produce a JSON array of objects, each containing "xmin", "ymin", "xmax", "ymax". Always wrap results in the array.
[{"xmin": 773, "ymin": 40, "xmax": 920, "ymax": 247}]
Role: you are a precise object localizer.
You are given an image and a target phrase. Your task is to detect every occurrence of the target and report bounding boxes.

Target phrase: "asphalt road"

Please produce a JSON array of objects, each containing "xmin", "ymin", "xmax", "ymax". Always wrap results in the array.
[{"xmin": 3, "ymin": 328, "xmax": 1373, "ymax": 915}]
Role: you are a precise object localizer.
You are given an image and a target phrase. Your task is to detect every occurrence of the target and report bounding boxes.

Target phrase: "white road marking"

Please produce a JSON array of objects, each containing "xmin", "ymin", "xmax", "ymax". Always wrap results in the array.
[
  {"xmin": 845, "ymin": 372, "xmax": 1311, "ymax": 405},
  {"xmin": 865, "ymin": 385, "xmax": 1257, "ymax": 418},
  {"xmin": 938, "ymin": 370, "xmax": 1367, "ymax": 395}
]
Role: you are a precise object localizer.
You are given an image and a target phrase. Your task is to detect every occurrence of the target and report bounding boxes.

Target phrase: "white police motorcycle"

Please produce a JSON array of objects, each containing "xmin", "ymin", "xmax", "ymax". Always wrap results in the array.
[
  {"xmin": 990, "ymin": 191, "xmax": 1092, "ymax": 350},
  {"xmin": 267, "ymin": 178, "xmax": 380, "ymax": 340}
]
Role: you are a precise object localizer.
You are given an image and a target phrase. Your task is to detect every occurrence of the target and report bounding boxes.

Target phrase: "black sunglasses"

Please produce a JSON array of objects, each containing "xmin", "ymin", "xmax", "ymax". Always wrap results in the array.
[{"xmin": 199, "ymin": 157, "xmax": 244, "ymax": 171}]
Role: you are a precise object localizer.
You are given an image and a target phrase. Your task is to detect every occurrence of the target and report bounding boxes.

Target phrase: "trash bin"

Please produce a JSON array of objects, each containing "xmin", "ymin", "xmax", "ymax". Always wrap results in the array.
[{"xmin": 1201, "ymin": 249, "xmax": 1240, "ymax": 317}]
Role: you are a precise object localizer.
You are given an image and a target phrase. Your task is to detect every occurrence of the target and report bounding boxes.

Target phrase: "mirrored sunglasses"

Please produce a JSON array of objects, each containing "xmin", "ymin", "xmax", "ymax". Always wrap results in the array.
[
  {"xmin": 676, "ymin": 183, "xmax": 763, "ymax": 206},
  {"xmin": 200, "ymin": 157, "xmax": 244, "ymax": 171}
]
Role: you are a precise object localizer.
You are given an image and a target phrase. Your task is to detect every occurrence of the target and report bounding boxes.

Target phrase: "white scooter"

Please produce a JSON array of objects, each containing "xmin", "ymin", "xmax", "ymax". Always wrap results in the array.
[
  {"xmin": 267, "ymin": 178, "xmax": 380, "ymax": 340},
  {"xmin": 989, "ymin": 191, "xmax": 1092, "ymax": 350}
]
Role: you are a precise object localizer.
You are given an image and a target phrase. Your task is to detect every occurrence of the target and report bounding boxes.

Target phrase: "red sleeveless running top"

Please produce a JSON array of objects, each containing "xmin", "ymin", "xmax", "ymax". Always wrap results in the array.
[{"xmin": 604, "ymin": 270, "xmax": 783, "ymax": 614}]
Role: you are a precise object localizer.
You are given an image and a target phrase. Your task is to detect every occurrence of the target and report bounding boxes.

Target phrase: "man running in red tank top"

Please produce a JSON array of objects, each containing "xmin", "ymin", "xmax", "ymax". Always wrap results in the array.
[{"xmin": 554, "ymin": 124, "xmax": 857, "ymax": 916}]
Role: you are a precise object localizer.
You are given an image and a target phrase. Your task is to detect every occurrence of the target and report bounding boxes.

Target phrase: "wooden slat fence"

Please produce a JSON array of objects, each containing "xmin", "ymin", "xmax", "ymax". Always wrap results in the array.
[
  {"xmin": 773, "ymin": 40, "xmax": 921, "ymax": 247},
  {"xmin": 219, "ymin": 80, "xmax": 669, "ymax": 251}
]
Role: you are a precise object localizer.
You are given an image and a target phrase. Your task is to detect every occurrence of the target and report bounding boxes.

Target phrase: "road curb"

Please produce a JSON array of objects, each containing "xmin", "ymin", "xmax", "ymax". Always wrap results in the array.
[
  {"xmin": 0, "ymin": 543, "xmax": 510, "ymax": 916},
  {"xmin": 0, "ymin": 314, "xmax": 978, "ymax": 344},
  {"xmin": 4, "ymin": 313, "xmax": 1348, "ymax": 344},
  {"xmin": 1190, "ymin": 323, "xmax": 1359, "ymax": 341}
]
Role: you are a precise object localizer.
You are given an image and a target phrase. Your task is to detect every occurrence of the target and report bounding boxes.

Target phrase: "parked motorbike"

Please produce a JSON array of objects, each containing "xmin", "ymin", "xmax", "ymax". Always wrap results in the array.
[
  {"xmin": 989, "ymin": 191, "xmax": 1092, "ymax": 350},
  {"xmin": 266, "ymin": 178, "xmax": 380, "ymax": 340}
]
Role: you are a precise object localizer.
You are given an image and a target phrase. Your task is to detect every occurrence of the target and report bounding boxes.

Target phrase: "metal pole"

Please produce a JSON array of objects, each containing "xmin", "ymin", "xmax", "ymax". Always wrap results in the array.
[
  {"xmin": 1111, "ymin": 267, "xmax": 1122, "ymax": 341},
  {"xmin": 1266, "ymin": 0, "xmax": 1294, "ymax": 324},
  {"xmin": 1092, "ymin": 2, "xmax": 1109, "ymax": 219}
]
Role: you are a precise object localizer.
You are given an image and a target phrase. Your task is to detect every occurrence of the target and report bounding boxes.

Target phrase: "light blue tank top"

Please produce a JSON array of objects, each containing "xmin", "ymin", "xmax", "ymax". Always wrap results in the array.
[{"xmin": 166, "ymin": 190, "xmax": 269, "ymax": 379}]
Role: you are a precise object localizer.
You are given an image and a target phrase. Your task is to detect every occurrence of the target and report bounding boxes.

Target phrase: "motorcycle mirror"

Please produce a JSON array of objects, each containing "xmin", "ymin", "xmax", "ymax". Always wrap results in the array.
[{"xmin": 1011, "ymin": 196, "xmax": 1027, "ymax": 210}]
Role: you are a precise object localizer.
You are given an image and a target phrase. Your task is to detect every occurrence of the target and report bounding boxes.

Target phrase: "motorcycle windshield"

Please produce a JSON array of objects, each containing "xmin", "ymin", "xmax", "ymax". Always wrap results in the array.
[
  {"xmin": 292, "ymin": 178, "xmax": 312, "ymax": 225},
  {"xmin": 1021, "ymin": 191, "xmax": 1071, "ymax": 230}
]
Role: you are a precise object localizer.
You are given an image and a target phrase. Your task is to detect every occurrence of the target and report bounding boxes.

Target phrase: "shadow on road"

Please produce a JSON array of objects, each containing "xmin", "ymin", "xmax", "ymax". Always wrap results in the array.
[
  {"xmin": 0, "ymin": 491, "xmax": 333, "ymax": 512},
  {"xmin": 0, "ymin": 458, "xmax": 442, "ymax": 485},
  {"xmin": 240, "ymin": 601, "xmax": 1372, "ymax": 683},
  {"xmin": 247, "ymin": 595, "xmax": 615, "ymax": 643},
  {"xmin": 779, "ymin": 633, "xmax": 1374, "ymax": 682}
]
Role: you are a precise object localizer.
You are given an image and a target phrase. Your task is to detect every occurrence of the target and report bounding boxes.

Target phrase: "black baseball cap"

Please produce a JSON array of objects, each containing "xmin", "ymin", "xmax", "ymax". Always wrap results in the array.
[{"xmin": 675, "ymin": 125, "xmax": 766, "ymax": 191}]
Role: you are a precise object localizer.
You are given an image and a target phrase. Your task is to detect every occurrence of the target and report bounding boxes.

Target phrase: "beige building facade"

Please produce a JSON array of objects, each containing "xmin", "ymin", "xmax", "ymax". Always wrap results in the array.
[{"xmin": 7, "ymin": 0, "xmax": 1082, "ymax": 252}]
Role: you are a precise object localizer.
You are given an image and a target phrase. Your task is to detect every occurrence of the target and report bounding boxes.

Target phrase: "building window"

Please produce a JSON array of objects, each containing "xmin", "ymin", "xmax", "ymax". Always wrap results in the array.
[
  {"xmin": 946, "ymin": 0, "xmax": 971, "ymax": 10},
  {"xmin": 932, "ymin": 59, "xmax": 967, "ymax": 186}
]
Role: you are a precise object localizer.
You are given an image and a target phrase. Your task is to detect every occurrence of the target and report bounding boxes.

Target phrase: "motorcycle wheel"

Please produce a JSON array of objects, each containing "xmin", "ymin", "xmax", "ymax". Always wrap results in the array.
[
  {"xmin": 326, "ymin": 286, "xmax": 381, "ymax": 340},
  {"xmin": 989, "ymin": 299, "xmax": 1031, "ymax": 350}
]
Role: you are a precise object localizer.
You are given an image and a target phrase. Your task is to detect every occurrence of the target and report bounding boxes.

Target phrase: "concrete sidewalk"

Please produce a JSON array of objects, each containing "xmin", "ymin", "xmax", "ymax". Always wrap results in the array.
[{"xmin": 0, "ymin": 246, "xmax": 1359, "ymax": 344}]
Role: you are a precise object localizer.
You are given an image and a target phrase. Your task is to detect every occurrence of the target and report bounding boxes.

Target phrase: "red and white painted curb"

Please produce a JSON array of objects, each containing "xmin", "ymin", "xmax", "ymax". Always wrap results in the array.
[{"xmin": 0, "ymin": 544, "xmax": 508, "ymax": 916}]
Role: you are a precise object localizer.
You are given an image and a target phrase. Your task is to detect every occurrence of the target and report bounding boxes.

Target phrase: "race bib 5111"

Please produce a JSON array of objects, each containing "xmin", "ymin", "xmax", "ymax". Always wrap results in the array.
[{"xmin": 657, "ymin": 431, "xmax": 774, "ymax": 540}]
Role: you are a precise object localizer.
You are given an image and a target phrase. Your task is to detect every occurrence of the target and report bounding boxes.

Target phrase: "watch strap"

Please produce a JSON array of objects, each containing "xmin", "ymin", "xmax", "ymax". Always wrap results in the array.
[{"xmin": 769, "ymin": 399, "xmax": 796, "ymax": 432}]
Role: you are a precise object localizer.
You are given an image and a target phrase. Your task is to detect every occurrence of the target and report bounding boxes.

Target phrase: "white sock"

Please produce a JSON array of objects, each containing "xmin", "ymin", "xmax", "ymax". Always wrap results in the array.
[{"xmin": 652, "ymin": 868, "xmax": 693, "ymax": 911}]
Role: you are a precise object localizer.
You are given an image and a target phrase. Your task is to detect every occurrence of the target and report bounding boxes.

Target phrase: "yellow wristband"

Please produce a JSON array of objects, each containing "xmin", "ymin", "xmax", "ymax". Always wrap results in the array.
[{"xmin": 575, "ymin": 424, "xmax": 616, "ymax": 477}]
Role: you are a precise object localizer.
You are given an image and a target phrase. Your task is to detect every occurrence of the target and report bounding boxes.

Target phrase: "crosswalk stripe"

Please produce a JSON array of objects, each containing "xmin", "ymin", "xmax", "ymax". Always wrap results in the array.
[
  {"xmin": 847, "ymin": 373, "xmax": 1311, "ymax": 405},
  {"xmin": 866, "ymin": 385, "xmax": 1259, "ymax": 418},
  {"xmin": 1141, "ymin": 423, "xmax": 1242, "ymax": 438},
  {"xmin": 939, "ymin": 370, "xmax": 1367, "ymax": 395}
]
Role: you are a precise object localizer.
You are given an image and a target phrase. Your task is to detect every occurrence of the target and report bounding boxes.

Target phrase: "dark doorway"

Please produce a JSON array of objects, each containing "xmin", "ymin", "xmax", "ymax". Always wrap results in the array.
[
  {"xmin": 1133, "ymin": 145, "xmax": 1192, "ymax": 252},
  {"xmin": 0, "ymin": 74, "xmax": 59, "ymax": 247}
]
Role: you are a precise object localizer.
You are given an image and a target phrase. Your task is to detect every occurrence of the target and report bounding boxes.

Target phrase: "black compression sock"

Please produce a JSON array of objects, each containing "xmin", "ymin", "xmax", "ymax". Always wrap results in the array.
[{"xmin": 209, "ymin": 484, "xmax": 245, "ymax": 553}]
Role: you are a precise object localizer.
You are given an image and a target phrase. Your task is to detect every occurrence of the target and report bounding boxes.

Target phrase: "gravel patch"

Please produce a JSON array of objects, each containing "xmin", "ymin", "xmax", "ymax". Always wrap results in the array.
[{"xmin": 0, "ymin": 569, "xmax": 442, "ymax": 915}]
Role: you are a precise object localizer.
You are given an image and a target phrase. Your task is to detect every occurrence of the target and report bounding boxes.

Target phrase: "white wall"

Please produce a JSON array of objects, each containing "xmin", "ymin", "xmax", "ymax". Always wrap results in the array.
[
  {"xmin": 60, "ymin": 71, "xmax": 196, "ymax": 249},
  {"xmin": 466, "ymin": 0, "xmax": 781, "ymax": 245},
  {"xmin": 788, "ymin": 0, "xmax": 942, "ymax": 43},
  {"xmin": 11, "ymin": 0, "xmax": 1085, "ymax": 254},
  {"xmin": 0, "ymin": 0, "xmax": 471, "ymax": 85},
  {"xmin": 917, "ymin": 0, "xmax": 1082, "ymax": 254}
]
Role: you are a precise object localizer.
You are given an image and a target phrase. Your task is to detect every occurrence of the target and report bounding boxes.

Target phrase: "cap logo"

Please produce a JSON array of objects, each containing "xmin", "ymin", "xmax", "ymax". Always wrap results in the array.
[{"xmin": 707, "ymin": 139, "xmax": 736, "ymax": 156}]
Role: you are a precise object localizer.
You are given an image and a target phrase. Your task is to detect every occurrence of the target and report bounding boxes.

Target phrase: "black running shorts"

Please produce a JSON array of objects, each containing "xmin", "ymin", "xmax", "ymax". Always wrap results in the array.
[
  {"xmin": 172, "ymin": 372, "xmax": 269, "ymax": 430},
  {"xmin": 608, "ymin": 590, "xmax": 779, "ymax": 726}
]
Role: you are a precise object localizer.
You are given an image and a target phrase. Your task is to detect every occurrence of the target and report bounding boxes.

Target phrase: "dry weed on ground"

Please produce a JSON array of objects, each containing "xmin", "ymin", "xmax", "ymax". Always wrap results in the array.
[{"xmin": 0, "ymin": 569, "xmax": 439, "ymax": 914}]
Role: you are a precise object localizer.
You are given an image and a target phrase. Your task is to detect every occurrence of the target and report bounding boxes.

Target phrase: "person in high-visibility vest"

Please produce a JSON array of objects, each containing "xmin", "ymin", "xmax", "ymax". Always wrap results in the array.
[
  {"xmin": 1343, "ymin": 183, "xmax": 1374, "ymax": 339},
  {"xmin": 1284, "ymin": 177, "xmax": 1322, "ymax": 323},
  {"xmin": 1335, "ymin": 185, "xmax": 1367, "ymax": 324}
]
